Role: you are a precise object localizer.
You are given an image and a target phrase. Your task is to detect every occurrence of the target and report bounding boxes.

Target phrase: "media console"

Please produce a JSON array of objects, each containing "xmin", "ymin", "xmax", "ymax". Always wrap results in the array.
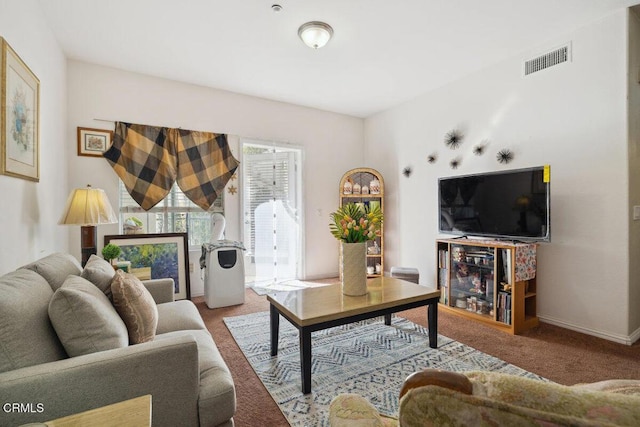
[{"xmin": 436, "ymin": 238, "xmax": 539, "ymax": 334}]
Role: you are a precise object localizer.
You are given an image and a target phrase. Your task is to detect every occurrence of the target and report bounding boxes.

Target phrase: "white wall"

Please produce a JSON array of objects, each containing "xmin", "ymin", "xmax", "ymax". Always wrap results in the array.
[
  {"xmin": 628, "ymin": 8, "xmax": 640, "ymax": 338},
  {"xmin": 0, "ymin": 0, "xmax": 69, "ymax": 274},
  {"xmin": 66, "ymin": 61, "xmax": 364, "ymax": 295},
  {"xmin": 365, "ymin": 10, "xmax": 635, "ymax": 343}
]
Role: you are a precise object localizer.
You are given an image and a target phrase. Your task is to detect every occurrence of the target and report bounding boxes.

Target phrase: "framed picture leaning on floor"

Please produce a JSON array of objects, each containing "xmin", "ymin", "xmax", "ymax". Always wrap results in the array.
[{"xmin": 104, "ymin": 232, "xmax": 191, "ymax": 300}]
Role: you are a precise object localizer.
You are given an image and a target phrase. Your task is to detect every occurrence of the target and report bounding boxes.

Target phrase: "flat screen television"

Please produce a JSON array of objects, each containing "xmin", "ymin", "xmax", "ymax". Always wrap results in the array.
[{"xmin": 438, "ymin": 166, "xmax": 550, "ymax": 241}]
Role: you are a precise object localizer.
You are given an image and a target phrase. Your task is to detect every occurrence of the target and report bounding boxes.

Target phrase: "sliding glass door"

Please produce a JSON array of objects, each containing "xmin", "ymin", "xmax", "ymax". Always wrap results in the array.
[{"xmin": 241, "ymin": 139, "xmax": 303, "ymax": 285}]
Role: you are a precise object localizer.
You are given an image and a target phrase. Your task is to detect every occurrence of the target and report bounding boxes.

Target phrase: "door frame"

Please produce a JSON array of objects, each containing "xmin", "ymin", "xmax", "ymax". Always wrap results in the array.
[{"xmin": 240, "ymin": 138, "xmax": 305, "ymax": 284}]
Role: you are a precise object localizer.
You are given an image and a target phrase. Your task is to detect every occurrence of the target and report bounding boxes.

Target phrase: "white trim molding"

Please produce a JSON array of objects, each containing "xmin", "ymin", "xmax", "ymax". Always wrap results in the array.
[{"xmin": 539, "ymin": 315, "xmax": 636, "ymax": 346}]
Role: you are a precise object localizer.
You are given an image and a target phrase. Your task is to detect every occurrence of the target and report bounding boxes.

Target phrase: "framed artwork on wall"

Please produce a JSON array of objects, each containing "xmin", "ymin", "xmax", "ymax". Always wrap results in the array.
[
  {"xmin": 104, "ymin": 233, "xmax": 191, "ymax": 300},
  {"xmin": 0, "ymin": 37, "xmax": 40, "ymax": 182},
  {"xmin": 77, "ymin": 127, "xmax": 113, "ymax": 157}
]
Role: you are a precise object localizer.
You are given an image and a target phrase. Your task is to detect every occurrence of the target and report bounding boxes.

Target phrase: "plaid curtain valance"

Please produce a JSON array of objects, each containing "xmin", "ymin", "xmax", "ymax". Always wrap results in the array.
[{"xmin": 104, "ymin": 122, "xmax": 239, "ymax": 211}]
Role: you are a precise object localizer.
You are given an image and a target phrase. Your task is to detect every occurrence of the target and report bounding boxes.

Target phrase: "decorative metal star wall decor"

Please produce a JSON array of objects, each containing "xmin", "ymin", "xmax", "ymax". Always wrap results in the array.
[
  {"xmin": 427, "ymin": 153, "xmax": 437, "ymax": 164},
  {"xmin": 450, "ymin": 158, "xmax": 461, "ymax": 169},
  {"xmin": 444, "ymin": 130, "xmax": 464, "ymax": 149},
  {"xmin": 473, "ymin": 144, "xmax": 486, "ymax": 156},
  {"xmin": 402, "ymin": 166, "xmax": 413, "ymax": 177},
  {"xmin": 496, "ymin": 149, "xmax": 514, "ymax": 164},
  {"xmin": 227, "ymin": 185, "xmax": 237, "ymax": 195}
]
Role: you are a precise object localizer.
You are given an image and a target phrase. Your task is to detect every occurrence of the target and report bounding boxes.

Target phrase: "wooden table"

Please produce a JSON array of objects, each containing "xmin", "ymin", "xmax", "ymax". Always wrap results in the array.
[
  {"xmin": 267, "ymin": 276, "xmax": 440, "ymax": 394},
  {"xmin": 44, "ymin": 395, "xmax": 151, "ymax": 427}
]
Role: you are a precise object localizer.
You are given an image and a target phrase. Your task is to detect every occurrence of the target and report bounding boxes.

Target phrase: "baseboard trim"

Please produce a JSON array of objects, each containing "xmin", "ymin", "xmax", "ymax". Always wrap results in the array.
[
  {"xmin": 538, "ymin": 314, "xmax": 635, "ymax": 345},
  {"xmin": 629, "ymin": 325, "xmax": 640, "ymax": 344},
  {"xmin": 303, "ymin": 273, "xmax": 339, "ymax": 281}
]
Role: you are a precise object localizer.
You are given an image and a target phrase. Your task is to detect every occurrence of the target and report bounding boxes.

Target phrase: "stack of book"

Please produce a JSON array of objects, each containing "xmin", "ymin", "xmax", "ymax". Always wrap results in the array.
[{"xmin": 497, "ymin": 291, "xmax": 512, "ymax": 325}]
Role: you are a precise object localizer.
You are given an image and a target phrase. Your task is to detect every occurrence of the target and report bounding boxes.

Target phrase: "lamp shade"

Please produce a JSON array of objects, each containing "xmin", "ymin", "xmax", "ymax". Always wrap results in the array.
[
  {"xmin": 298, "ymin": 21, "xmax": 333, "ymax": 49},
  {"xmin": 59, "ymin": 185, "xmax": 118, "ymax": 226}
]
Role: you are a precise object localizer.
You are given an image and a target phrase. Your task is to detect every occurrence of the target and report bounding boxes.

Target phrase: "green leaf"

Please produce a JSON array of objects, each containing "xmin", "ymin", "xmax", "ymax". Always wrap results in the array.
[{"xmin": 329, "ymin": 202, "xmax": 383, "ymax": 243}]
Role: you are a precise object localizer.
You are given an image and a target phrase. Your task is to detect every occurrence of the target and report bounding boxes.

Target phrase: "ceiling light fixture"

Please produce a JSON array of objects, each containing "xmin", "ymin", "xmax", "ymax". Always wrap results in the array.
[{"xmin": 298, "ymin": 21, "xmax": 333, "ymax": 49}]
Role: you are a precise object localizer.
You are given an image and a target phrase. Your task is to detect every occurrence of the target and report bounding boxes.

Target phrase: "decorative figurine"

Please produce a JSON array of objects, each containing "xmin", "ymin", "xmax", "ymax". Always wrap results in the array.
[
  {"xmin": 343, "ymin": 179, "xmax": 353, "ymax": 195},
  {"xmin": 370, "ymin": 178, "xmax": 381, "ymax": 194},
  {"xmin": 353, "ymin": 182, "xmax": 361, "ymax": 194}
]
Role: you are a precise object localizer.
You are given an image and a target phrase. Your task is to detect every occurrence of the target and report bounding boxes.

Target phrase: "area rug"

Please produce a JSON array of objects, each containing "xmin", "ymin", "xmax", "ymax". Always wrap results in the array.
[
  {"xmin": 249, "ymin": 279, "xmax": 333, "ymax": 296},
  {"xmin": 224, "ymin": 311, "xmax": 547, "ymax": 426}
]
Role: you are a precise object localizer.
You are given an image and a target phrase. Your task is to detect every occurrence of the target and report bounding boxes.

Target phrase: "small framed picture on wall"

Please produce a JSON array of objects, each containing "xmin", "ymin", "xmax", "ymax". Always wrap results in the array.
[{"xmin": 77, "ymin": 127, "xmax": 113, "ymax": 157}]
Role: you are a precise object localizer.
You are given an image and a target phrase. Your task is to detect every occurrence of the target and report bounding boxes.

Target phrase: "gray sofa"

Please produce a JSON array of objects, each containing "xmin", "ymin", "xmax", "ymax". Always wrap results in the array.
[{"xmin": 0, "ymin": 252, "xmax": 235, "ymax": 426}]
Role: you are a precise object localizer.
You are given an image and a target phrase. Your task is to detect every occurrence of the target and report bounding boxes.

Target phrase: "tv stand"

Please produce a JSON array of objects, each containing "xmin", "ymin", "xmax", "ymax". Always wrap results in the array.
[{"xmin": 436, "ymin": 238, "xmax": 538, "ymax": 334}]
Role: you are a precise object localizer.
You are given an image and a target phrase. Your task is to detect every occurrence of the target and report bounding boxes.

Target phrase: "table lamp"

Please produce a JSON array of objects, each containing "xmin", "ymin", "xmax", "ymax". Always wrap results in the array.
[{"xmin": 59, "ymin": 185, "xmax": 118, "ymax": 266}]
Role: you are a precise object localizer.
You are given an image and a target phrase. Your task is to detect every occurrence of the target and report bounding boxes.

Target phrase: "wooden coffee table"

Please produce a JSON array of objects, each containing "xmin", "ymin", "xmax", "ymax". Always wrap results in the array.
[
  {"xmin": 267, "ymin": 276, "xmax": 440, "ymax": 394},
  {"xmin": 45, "ymin": 394, "xmax": 151, "ymax": 426}
]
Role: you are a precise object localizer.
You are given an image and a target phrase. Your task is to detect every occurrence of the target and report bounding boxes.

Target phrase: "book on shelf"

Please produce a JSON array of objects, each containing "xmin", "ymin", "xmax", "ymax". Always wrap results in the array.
[
  {"xmin": 501, "ymin": 249, "xmax": 512, "ymax": 284},
  {"xmin": 438, "ymin": 250, "xmax": 449, "ymax": 269},
  {"xmin": 497, "ymin": 291, "xmax": 512, "ymax": 325},
  {"xmin": 439, "ymin": 268, "xmax": 448, "ymax": 288},
  {"xmin": 440, "ymin": 287, "xmax": 448, "ymax": 305}
]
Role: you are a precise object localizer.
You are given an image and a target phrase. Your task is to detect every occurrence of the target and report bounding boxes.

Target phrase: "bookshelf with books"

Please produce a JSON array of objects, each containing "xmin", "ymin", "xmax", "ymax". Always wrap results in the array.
[{"xmin": 436, "ymin": 238, "xmax": 538, "ymax": 334}]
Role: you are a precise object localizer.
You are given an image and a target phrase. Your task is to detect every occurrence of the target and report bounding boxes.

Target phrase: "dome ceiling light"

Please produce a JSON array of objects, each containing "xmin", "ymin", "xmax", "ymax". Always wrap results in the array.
[{"xmin": 298, "ymin": 21, "xmax": 333, "ymax": 49}]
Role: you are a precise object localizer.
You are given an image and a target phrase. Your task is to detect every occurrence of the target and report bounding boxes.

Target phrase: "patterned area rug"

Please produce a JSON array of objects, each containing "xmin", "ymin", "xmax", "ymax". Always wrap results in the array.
[
  {"xmin": 249, "ymin": 279, "xmax": 333, "ymax": 296},
  {"xmin": 224, "ymin": 311, "xmax": 546, "ymax": 426}
]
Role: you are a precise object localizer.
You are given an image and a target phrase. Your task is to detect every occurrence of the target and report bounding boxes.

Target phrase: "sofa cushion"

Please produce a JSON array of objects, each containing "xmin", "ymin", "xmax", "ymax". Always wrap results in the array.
[
  {"xmin": 21, "ymin": 252, "xmax": 82, "ymax": 291},
  {"xmin": 49, "ymin": 275, "xmax": 129, "ymax": 357},
  {"xmin": 0, "ymin": 269, "xmax": 67, "ymax": 373},
  {"xmin": 465, "ymin": 371, "xmax": 640, "ymax": 426},
  {"xmin": 329, "ymin": 393, "xmax": 392, "ymax": 427},
  {"xmin": 81, "ymin": 254, "xmax": 116, "ymax": 300},
  {"xmin": 398, "ymin": 385, "xmax": 613, "ymax": 427},
  {"xmin": 155, "ymin": 329, "xmax": 236, "ymax": 426},
  {"xmin": 572, "ymin": 379, "xmax": 640, "ymax": 396},
  {"xmin": 111, "ymin": 270, "xmax": 158, "ymax": 344},
  {"xmin": 156, "ymin": 300, "xmax": 206, "ymax": 334}
]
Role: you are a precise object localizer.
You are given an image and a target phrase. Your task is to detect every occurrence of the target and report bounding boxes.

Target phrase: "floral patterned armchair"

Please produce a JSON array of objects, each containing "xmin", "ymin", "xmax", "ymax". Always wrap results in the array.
[{"xmin": 329, "ymin": 369, "xmax": 640, "ymax": 426}]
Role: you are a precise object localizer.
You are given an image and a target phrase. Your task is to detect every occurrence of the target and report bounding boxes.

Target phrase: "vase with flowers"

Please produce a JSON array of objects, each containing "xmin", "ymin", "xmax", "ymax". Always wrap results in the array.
[{"xmin": 329, "ymin": 203, "xmax": 383, "ymax": 295}]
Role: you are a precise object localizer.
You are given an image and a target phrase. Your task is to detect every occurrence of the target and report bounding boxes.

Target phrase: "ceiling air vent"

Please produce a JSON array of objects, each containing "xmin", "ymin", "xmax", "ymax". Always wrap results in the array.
[{"xmin": 524, "ymin": 43, "xmax": 571, "ymax": 76}]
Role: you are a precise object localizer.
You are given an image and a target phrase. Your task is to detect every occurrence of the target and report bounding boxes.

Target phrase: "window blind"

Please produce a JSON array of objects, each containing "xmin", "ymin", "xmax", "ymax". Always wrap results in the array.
[{"xmin": 119, "ymin": 183, "xmax": 223, "ymax": 214}]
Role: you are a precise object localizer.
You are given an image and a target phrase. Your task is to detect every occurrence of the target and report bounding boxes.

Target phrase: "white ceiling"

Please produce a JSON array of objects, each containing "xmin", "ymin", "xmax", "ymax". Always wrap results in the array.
[{"xmin": 38, "ymin": 0, "xmax": 637, "ymax": 118}]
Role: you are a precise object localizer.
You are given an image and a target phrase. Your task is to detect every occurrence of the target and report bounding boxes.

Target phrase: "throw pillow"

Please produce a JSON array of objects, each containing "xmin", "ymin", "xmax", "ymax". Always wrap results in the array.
[
  {"xmin": 0, "ymin": 269, "xmax": 67, "ymax": 373},
  {"xmin": 111, "ymin": 270, "xmax": 158, "ymax": 344},
  {"xmin": 48, "ymin": 275, "xmax": 129, "ymax": 357},
  {"xmin": 21, "ymin": 252, "xmax": 83, "ymax": 291},
  {"xmin": 80, "ymin": 254, "xmax": 116, "ymax": 301}
]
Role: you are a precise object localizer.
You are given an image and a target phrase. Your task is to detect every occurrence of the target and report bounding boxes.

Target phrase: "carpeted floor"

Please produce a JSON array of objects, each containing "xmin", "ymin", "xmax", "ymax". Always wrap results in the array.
[
  {"xmin": 195, "ymin": 287, "xmax": 640, "ymax": 427},
  {"xmin": 224, "ymin": 311, "xmax": 545, "ymax": 426}
]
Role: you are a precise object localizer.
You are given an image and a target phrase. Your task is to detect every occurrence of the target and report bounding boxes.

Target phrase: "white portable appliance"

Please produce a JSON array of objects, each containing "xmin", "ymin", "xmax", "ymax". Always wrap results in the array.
[{"xmin": 201, "ymin": 240, "xmax": 246, "ymax": 309}]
